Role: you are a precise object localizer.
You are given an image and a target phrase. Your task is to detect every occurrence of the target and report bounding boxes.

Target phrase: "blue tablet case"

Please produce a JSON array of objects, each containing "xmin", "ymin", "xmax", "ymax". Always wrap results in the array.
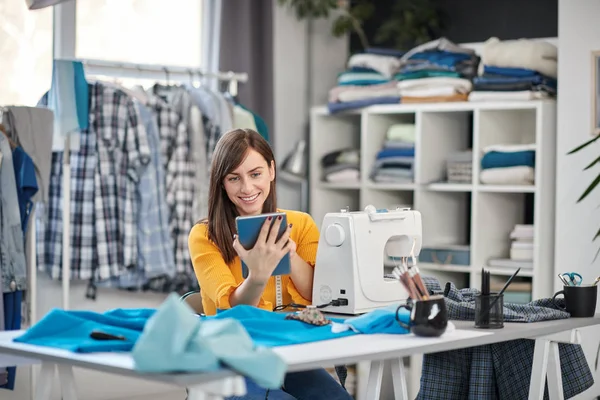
[{"xmin": 236, "ymin": 212, "xmax": 291, "ymax": 278}]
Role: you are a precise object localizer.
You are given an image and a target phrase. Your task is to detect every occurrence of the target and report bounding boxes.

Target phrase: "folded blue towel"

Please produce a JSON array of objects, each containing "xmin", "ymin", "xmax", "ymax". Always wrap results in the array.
[
  {"xmin": 376, "ymin": 148, "xmax": 415, "ymax": 159},
  {"xmin": 481, "ymin": 150, "xmax": 535, "ymax": 169}
]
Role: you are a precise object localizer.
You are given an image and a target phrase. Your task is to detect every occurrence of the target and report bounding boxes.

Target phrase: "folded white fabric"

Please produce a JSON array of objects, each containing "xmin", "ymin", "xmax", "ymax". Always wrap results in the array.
[
  {"xmin": 480, "ymin": 166, "xmax": 535, "ymax": 185},
  {"xmin": 347, "ymin": 53, "xmax": 401, "ymax": 78},
  {"xmin": 397, "ymin": 77, "xmax": 473, "ymax": 96},
  {"xmin": 482, "ymin": 144, "xmax": 536, "ymax": 153},
  {"xmin": 468, "ymin": 90, "xmax": 549, "ymax": 102},
  {"xmin": 481, "ymin": 37, "xmax": 558, "ymax": 78}
]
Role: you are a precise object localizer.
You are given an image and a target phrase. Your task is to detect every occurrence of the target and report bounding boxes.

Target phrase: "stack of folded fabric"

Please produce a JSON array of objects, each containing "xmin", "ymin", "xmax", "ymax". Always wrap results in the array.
[
  {"xmin": 480, "ymin": 144, "xmax": 535, "ymax": 185},
  {"xmin": 321, "ymin": 148, "xmax": 360, "ymax": 183},
  {"xmin": 370, "ymin": 124, "xmax": 415, "ymax": 183},
  {"xmin": 394, "ymin": 37, "xmax": 479, "ymax": 103},
  {"xmin": 469, "ymin": 37, "xmax": 557, "ymax": 102},
  {"xmin": 509, "ymin": 224, "xmax": 534, "ymax": 261},
  {"xmin": 328, "ymin": 48, "xmax": 404, "ymax": 113}
]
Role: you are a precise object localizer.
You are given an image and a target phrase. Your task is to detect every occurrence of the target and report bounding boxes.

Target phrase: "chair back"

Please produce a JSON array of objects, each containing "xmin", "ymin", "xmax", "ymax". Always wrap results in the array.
[{"xmin": 180, "ymin": 291, "xmax": 204, "ymax": 315}]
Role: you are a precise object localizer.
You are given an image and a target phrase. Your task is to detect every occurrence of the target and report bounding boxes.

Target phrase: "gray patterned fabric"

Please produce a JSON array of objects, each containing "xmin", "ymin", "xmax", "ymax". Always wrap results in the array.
[{"xmin": 417, "ymin": 277, "xmax": 594, "ymax": 400}]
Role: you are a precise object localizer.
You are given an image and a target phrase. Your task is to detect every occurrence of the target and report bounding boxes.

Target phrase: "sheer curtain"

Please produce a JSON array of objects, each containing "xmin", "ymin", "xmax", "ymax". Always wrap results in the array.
[{"xmin": 219, "ymin": 0, "xmax": 274, "ymax": 146}]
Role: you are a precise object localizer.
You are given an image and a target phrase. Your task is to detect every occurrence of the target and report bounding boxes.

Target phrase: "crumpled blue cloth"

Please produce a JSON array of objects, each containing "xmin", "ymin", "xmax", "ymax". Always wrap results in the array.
[
  {"xmin": 14, "ymin": 294, "xmax": 286, "ymax": 389},
  {"xmin": 331, "ymin": 304, "xmax": 411, "ymax": 334},
  {"xmin": 133, "ymin": 294, "xmax": 286, "ymax": 389}
]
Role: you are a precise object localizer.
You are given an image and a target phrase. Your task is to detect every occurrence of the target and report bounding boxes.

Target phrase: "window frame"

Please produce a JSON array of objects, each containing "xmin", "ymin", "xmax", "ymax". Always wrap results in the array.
[{"xmin": 52, "ymin": 0, "xmax": 219, "ymax": 81}]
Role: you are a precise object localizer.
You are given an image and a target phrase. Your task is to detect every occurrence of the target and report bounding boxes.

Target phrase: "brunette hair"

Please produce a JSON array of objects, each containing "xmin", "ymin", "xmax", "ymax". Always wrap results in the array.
[{"xmin": 205, "ymin": 128, "xmax": 277, "ymax": 264}]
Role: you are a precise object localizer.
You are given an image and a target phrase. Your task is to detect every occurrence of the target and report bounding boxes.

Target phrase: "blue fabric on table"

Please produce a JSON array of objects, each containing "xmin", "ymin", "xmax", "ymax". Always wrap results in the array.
[{"xmin": 339, "ymin": 304, "xmax": 410, "ymax": 335}]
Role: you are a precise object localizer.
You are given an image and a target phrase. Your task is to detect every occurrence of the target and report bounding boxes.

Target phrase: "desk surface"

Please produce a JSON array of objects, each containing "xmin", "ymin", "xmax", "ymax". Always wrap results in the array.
[{"xmin": 0, "ymin": 315, "xmax": 598, "ymax": 382}]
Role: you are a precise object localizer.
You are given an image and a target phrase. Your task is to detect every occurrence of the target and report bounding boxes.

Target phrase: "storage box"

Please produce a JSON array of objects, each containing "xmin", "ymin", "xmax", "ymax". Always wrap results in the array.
[{"xmin": 419, "ymin": 245, "xmax": 471, "ymax": 266}]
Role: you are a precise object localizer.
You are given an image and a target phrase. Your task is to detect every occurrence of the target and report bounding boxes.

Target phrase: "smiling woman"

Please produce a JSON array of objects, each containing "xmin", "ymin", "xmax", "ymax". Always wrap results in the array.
[{"xmin": 187, "ymin": 128, "xmax": 352, "ymax": 400}]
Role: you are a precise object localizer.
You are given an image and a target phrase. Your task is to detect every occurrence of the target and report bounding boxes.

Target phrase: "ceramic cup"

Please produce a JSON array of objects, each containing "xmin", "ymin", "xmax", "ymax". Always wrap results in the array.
[
  {"xmin": 552, "ymin": 285, "xmax": 598, "ymax": 318},
  {"xmin": 395, "ymin": 295, "xmax": 448, "ymax": 337}
]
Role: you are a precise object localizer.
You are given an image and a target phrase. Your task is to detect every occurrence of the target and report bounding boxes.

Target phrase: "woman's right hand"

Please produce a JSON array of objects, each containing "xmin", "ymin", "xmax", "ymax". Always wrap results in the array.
[{"xmin": 233, "ymin": 215, "xmax": 292, "ymax": 284}]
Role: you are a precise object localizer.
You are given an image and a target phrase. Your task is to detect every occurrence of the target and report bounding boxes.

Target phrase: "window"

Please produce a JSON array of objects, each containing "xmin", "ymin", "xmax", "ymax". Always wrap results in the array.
[
  {"xmin": 0, "ymin": 0, "xmax": 53, "ymax": 106},
  {"xmin": 76, "ymin": 0, "xmax": 203, "ymax": 67}
]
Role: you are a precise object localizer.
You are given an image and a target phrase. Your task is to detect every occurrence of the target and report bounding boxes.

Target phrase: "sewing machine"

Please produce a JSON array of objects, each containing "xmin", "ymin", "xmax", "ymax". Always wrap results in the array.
[{"xmin": 312, "ymin": 205, "xmax": 423, "ymax": 315}]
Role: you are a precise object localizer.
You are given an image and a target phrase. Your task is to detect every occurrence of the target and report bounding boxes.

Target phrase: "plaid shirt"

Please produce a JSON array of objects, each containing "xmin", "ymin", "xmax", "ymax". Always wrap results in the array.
[
  {"xmin": 39, "ymin": 83, "xmax": 151, "ymax": 281},
  {"xmin": 144, "ymin": 90, "xmax": 195, "ymax": 283},
  {"xmin": 417, "ymin": 277, "xmax": 594, "ymax": 400}
]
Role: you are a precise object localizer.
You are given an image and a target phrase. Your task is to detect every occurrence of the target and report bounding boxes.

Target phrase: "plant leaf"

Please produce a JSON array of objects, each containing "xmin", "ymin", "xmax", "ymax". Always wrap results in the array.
[
  {"xmin": 577, "ymin": 172, "xmax": 600, "ymax": 202},
  {"xmin": 584, "ymin": 155, "xmax": 600, "ymax": 170},
  {"xmin": 568, "ymin": 134, "xmax": 600, "ymax": 155}
]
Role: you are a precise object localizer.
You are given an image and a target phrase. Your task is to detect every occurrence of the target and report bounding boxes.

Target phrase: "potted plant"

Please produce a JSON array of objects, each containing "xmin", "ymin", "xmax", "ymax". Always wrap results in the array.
[
  {"xmin": 277, "ymin": 0, "xmax": 445, "ymax": 52},
  {"xmin": 568, "ymin": 134, "xmax": 600, "ymax": 258}
]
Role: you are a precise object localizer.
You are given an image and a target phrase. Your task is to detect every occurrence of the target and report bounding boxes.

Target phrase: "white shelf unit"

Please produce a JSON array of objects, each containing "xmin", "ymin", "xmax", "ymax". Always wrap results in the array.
[
  {"xmin": 309, "ymin": 100, "xmax": 556, "ymax": 298},
  {"xmin": 309, "ymin": 100, "xmax": 556, "ymax": 399}
]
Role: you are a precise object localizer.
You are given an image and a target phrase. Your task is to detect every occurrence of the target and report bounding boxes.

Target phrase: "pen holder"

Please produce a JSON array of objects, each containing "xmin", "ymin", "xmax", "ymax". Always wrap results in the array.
[
  {"xmin": 475, "ymin": 293, "xmax": 504, "ymax": 329},
  {"xmin": 395, "ymin": 295, "xmax": 448, "ymax": 337},
  {"xmin": 552, "ymin": 285, "xmax": 598, "ymax": 318}
]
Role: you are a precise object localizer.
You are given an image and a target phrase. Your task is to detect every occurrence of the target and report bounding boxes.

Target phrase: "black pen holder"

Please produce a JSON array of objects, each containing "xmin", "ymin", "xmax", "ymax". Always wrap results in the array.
[{"xmin": 475, "ymin": 293, "xmax": 504, "ymax": 329}]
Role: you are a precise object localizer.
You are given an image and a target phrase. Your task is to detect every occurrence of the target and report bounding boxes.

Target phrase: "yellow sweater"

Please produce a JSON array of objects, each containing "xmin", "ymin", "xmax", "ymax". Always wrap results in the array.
[{"xmin": 188, "ymin": 209, "xmax": 320, "ymax": 315}]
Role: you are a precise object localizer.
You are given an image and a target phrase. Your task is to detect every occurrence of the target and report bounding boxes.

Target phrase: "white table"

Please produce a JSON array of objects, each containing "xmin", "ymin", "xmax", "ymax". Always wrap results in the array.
[{"xmin": 1, "ymin": 315, "xmax": 599, "ymax": 400}]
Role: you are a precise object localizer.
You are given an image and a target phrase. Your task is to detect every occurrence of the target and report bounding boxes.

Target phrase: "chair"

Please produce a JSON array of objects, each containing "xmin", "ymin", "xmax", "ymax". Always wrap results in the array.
[{"xmin": 180, "ymin": 290, "xmax": 204, "ymax": 315}]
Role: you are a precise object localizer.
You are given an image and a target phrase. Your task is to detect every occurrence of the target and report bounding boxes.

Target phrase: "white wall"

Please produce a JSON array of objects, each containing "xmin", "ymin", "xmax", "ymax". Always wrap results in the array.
[
  {"xmin": 557, "ymin": 1, "xmax": 600, "ymax": 398},
  {"xmin": 273, "ymin": 5, "xmax": 348, "ymax": 210}
]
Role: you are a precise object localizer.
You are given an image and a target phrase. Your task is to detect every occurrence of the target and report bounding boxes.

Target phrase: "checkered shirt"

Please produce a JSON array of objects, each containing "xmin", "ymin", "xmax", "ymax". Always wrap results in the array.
[
  {"xmin": 38, "ymin": 83, "xmax": 151, "ymax": 281},
  {"xmin": 416, "ymin": 277, "xmax": 594, "ymax": 400},
  {"xmin": 144, "ymin": 91, "xmax": 195, "ymax": 280}
]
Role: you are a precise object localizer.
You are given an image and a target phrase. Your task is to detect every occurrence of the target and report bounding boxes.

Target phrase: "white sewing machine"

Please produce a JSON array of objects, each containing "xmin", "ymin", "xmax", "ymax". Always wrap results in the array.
[{"xmin": 312, "ymin": 205, "xmax": 422, "ymax": 315}]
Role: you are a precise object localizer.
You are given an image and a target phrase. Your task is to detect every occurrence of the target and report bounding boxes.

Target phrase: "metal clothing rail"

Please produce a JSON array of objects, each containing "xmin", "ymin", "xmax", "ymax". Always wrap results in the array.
[
  {"xmin": 54, "ymin": 58, "xmax": 248, "ymax": 309},
  {"xmin": 56, "ymin": 57, "xmax": 248, "ymax": 83}
]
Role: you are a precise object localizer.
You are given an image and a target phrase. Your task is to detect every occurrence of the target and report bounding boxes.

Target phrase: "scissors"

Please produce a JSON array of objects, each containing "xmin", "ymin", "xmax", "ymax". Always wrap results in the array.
[{"xmin": 560, "ymin": 272, "xmax": 583, "ymax": 286}]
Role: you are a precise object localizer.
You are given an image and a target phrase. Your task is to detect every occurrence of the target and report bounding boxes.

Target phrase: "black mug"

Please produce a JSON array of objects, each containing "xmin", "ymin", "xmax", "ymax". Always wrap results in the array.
[
  {"xmin": 395, "ymin": 295, "xmax": 448, "ymax": 337},
  {"xmin": 552, "ymin": 285, "xmax": 598, "ymax": 318}
]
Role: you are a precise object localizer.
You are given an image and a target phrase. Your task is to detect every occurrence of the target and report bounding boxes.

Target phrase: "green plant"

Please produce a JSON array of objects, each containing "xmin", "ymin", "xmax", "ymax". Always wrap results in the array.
[
  {"xmin": 567, "ymin": 134, "xmax": 600, "ymax": 258},
  {"xmin": 277, "ymin": 0, "xmax": 445, "ymax": 52}
]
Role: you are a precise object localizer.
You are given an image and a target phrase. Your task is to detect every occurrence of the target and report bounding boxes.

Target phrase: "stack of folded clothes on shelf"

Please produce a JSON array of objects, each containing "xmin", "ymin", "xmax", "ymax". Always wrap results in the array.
[
  {"xmin": 480, "ymin": 144, "xmax": 536, "ymax": 185},
  {"xmin": 394, "ymin": 38, "xmax": 478, "ymax": 103},
  {"xmin": 370, "ymin": 124, "xmax": 415, "ymax": 183},
  {"xmin": 321, "ymin": 148, "xmax": 360, "ymax": 183},
  {"xmin": 469, "ymin": 37, "xmax": 558, "ymax": 102},
  {"xmin": 487, "ymin": 224, "xmax": 534, "ymax": 276},
  {"xmin": 509, "ymin": 224, "xmax": 534, "ymax": 261},
  {"xmin": 328, "ymin": 48, "xmax": 404, "ymax": 114}
]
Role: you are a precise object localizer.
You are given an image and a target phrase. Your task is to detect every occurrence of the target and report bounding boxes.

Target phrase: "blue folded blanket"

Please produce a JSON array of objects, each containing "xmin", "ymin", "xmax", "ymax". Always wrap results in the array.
[{"xmin": 481, "ymin": 150, "xmax": 535, "ymax": 169}]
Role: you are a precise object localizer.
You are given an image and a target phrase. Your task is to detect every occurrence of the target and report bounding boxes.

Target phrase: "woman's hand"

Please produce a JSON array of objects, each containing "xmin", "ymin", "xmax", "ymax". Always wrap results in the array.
[{"xmin": 233, "ymin": 215, "xmax": 292, "ymax": 284}]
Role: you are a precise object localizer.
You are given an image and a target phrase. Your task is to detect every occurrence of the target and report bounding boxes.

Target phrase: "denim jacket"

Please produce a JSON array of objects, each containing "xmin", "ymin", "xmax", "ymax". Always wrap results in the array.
[{"xmin": 0, "ymin": 134, "xmax": 27, "ymax": 293}]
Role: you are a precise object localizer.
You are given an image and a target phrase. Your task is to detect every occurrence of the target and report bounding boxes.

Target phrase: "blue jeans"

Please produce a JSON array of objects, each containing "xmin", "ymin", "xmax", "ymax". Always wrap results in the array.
[{"xmin": 225, "ymin": 368, "xmax": 353, "ymax": 400}]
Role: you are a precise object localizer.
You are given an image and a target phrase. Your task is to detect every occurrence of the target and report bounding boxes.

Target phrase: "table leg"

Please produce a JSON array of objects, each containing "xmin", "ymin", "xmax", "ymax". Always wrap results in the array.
[
  {"xmin": 34, "ymin": 363, "xmax": 55, "ymax": 400},
  {"xmin": 547, "ymin": 342, "xmax": 565, "ymax": 400},
  {"xmin": 364, "ymin": 360, "xmax": 384, "ymax": 400},
  {"xmin": 528, "ymin": 339, "xmax": 550, "ymax": 400},
  {"xmin": 57, "ymin": 364, "xmax": 78, "ymax": 400},
  {"xmin": 389, "ymin": 358, "xmax": 409, "ymax": 400}
]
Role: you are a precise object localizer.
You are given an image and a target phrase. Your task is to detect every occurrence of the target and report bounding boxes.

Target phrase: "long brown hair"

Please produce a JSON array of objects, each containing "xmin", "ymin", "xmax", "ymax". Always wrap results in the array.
[{"xmin": 205, "ymin": 128, "xmax": 277, "ymax": 264}]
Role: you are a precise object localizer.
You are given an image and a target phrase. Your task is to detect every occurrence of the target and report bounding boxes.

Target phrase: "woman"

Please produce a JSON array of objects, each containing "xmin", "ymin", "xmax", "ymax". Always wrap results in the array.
[{"xmin": 188, "ymin": 129, "xmax": 352, "ymax": 400}]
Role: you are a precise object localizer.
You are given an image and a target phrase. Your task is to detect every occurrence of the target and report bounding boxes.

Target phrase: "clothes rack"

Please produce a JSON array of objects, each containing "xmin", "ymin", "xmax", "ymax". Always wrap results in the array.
[{"xmin": 51, "ymin": 58, "xmax": 249, "ymax": 310}]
